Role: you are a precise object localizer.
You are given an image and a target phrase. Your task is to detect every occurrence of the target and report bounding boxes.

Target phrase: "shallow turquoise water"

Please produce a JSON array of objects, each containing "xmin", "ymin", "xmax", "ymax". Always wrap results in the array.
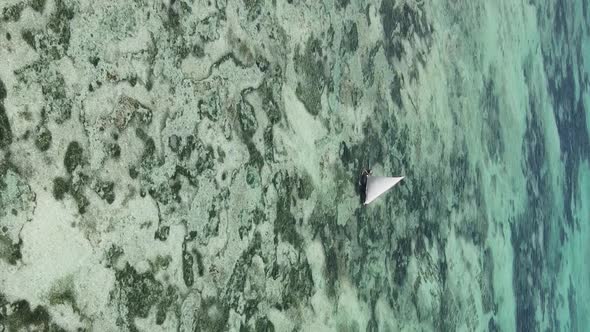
[{"xmin": 0, "ymin": 0, "xmax": 589, "ymax": 331}]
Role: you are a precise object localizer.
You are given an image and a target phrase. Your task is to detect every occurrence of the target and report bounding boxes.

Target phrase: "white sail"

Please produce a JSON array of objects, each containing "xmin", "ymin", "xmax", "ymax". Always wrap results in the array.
[{"xmin": 364, "ymin": 176, "xmax": 404, "ymax": 205}]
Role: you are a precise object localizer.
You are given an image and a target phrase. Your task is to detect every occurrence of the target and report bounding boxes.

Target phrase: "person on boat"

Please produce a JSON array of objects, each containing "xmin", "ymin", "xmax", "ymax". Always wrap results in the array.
[{"xmin": 359, "ymin": 168, "xmax": 372, "ymax": 204}]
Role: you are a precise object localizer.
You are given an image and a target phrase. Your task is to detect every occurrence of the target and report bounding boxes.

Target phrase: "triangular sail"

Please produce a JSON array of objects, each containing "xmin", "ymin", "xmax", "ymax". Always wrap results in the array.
[{"xmin": 364, "ymin": 176, "xmax": 404, "ymax": 205}]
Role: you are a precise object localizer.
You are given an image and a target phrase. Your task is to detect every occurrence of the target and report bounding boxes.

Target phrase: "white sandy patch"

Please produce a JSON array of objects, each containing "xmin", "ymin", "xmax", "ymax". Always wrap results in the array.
[
  {"xmin": 0, "ymin": 190, "xmax": 113, "ymax": 324},
  {"xmin": 335, "ymin": 280, "xmax": 371, "ymax": 331},
  {"xmin": 267, "ymin": 307, "xmax": 295, "ymax": 332},
  {"xmin": 485, "ymin": 219, "xmax": 516, "ymax": 331},
  {"xmin": 305, "ymin": 240, "xmax": 326, "ymax": 290},
  {"xmin": 301, "ymin": 240, "xmax": 335, "ymax": 330},
  {"xmin": 279, "ymin": 85, "xmax": 327, "ymax": 188},
  {"xmin": 445, "ymin": 229, "xmax": 487, "ymax": 330}
]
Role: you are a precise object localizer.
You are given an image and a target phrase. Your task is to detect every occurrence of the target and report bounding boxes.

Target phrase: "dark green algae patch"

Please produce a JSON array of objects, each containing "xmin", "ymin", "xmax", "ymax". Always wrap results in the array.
[
  {"xmin": 64, "ymin": 141, "xmax": 84, "ymax": 174},
  {"xmin": 0, "ymin": 78, "xmax": 6, "ymax": 100},
  {"xmin": 34, "ymin": 126, "xmax": 52, "ymax": 151},
  {"xmin": 52, "ymin": 177, "xmax": 69, "ymax": 200},
  {"xmin": 52, "ymin": 140, "xmax": 116, "ymax": 212},
  {"xmin": 0, "ymin": 104, "xmax": 12, "ymax": 149},
  {"xmin": 52, "ymin": 142, "xmax": 91, "ymax": 213},
  {"xmin": 0, "ymin": 296, "xmax": 56, "ymax": 332},
  {"xmin": 0, "ymin": 235, "xmax": 22, "ymax": 265},
  {"xmin": 0, "ymin": 78, "xmax": 11, "ymax": 149},
  {"xmin": 112, "ymin": 263, "xmax": 178, "ymax": 331},
  {"xmin": 294, "ymin": 35, "xmax": 326, "ymax": 116}
]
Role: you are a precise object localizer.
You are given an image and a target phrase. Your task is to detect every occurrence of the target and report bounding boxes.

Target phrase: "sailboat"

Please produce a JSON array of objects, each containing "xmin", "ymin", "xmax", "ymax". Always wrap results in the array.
[{"xmin": 359, "ymin": 169, "xmax": 404, "ymax": 205}]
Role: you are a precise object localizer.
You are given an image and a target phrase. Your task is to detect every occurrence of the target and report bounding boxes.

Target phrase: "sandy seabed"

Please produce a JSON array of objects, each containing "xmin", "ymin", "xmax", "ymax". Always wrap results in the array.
[{"xmin": 0, "ymin": 0, "xmax": 589, "ymax": 331}]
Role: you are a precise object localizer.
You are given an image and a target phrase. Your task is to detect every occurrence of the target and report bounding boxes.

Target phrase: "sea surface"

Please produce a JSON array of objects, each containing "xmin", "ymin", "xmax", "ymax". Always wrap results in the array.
[{"xmin": 0, "ymin": 0, "xmax": 589, "ymax": 331}]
